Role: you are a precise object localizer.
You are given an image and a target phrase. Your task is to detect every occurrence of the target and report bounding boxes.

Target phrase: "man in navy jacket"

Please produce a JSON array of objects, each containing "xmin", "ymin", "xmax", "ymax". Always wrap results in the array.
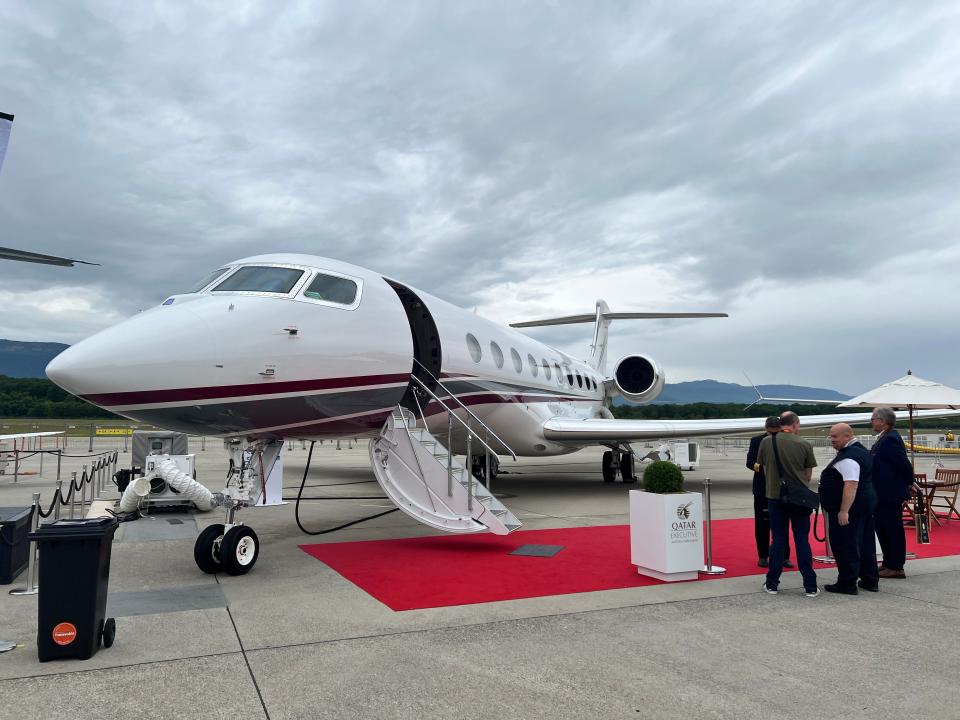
[
  {"xmin": 746, "ymin": 416, "xmax": 791, "ymax": 567},
  {"xmin": 871, "ymin": 407, "xmax": 914, "ymax": 578}
]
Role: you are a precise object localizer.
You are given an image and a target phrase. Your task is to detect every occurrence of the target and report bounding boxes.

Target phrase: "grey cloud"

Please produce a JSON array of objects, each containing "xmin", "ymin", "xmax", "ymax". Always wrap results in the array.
[{"xmin": 1, "ymin": 1, "xmax": 958, "ymax": 391}]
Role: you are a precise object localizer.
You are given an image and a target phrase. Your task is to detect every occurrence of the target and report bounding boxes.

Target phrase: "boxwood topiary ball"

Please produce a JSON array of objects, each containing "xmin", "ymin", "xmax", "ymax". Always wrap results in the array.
[{"xmin": 643, "ymin": 460, "xmax": 684, "ymax": 494}]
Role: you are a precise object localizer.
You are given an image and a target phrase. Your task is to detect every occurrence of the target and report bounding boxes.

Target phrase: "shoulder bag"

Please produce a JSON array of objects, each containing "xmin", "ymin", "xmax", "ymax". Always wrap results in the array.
[{"xmin": 771, "ymin": 434, "xmax": 820, "ymax": 510}]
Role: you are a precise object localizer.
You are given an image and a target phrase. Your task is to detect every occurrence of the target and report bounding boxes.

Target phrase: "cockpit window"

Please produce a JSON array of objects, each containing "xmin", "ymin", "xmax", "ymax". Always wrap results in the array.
[
  {"xmin": 212, "ymin": 266, "xmax": 304, "ymax": 294},
  {"xmin": 186, "ymin": 268, "xmax": 230, "ymax": 294},
  {"xmin": 303, "ymin": 273, "xmax": 358, "ymax": 305}
]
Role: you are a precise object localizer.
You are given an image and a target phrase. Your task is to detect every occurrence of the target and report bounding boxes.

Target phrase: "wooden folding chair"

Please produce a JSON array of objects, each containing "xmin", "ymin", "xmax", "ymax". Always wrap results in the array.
[{"xmin": 931, "ymin": 468, "xmax": 960, "ymax": 522}]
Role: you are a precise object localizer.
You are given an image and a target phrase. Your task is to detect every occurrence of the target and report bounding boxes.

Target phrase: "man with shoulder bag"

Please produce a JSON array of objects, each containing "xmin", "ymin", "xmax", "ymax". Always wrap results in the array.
[{"xmin": 757, "ymin": 411, "xmax": 820, "ymax": 597}]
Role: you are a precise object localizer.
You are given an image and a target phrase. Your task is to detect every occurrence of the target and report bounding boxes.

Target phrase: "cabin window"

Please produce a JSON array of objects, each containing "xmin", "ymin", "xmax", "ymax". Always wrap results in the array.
[
  {"xmin": 491, "ymin": 341, "xmax": 504, "ymax": 369},
  {"xmin": 542, "ymin": 360, "xmax": 551, "ymax": 380},
  {"xmin": 528, "ymin": 353, "xmax": 538, "ymax": 377},
  {"xmin": 466, "ymin": 334, "xmax": 482, "ymax": 363},
  {"xmin": 510, "ymin": 348, "xmax": 522, "ymax": 373},
  {"xmin": 303, "ymin": 273, "xmax": 358, "ymax": 305},
  {"xmin": 565, "ymin": 367, "xmax": 575, "ymax": 387},
  {"xmin": 575, "ymin": 370, "xmax": 583, "ymax": 388},
  {"xmin": 213, "ymin": 266, "xmax": 304, "ymax": 294},
  {"xmin": 554, "ymin": 363, "xmax": 563, "ymax": 384},
  {"xmin": 187, "ymin": 268, "xmax": 230, "ymax": 293}
]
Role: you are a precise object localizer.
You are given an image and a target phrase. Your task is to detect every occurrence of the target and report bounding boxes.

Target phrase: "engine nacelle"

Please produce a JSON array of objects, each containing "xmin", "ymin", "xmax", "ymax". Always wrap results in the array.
[{"xmin": 609, "ymin": 354, "xmax": 665, "ymax": 404}]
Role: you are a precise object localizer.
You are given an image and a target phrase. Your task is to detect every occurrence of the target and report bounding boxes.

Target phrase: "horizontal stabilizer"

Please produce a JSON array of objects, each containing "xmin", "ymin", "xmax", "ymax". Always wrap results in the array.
[{"xmin": 510, "ymin": 311, "xmax": 727, "ymax": 328}]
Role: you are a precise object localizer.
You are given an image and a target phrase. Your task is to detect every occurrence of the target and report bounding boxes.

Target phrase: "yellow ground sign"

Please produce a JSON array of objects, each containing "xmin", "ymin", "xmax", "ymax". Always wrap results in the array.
[{"xmin": 95, "ymin": 427, "xmax": 134, "ymax": 436}]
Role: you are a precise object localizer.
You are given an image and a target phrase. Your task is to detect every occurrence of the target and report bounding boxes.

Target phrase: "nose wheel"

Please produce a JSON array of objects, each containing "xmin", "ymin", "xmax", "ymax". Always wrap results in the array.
[{"xmin": 194, "ymin": 523, "xmax": 260, "ymax": 575}]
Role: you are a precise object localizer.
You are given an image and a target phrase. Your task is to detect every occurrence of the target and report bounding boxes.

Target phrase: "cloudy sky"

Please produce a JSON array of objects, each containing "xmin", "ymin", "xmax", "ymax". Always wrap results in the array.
[{"xmin": 1, "ymin": 2, "xmax": 958, "ymax": 394}]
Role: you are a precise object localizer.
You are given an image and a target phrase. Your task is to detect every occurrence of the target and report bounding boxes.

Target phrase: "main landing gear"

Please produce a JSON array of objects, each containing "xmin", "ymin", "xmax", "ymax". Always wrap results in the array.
[
  {"xmin": 193, "ymin": 440, "xmax": 264, "ymax": 576},
  {"xmin": 602, "ymin": 447, "xmax": 637, "ymax": 483}
]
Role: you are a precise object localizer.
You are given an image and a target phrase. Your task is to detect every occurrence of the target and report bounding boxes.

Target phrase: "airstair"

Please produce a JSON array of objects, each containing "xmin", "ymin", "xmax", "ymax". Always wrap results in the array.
[{"xmin": 369, "ymin": 374, "xmax": 521, "ymax": 535}]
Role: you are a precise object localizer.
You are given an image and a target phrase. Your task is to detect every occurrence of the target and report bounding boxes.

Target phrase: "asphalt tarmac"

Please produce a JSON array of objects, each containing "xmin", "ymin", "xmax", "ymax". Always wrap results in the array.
[{"xmin": 1, "ymin": 437, "xmax": 958, "ymax": 720}]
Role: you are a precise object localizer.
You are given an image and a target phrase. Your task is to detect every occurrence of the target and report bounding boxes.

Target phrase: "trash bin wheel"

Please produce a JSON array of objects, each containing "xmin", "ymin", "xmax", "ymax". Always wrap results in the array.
[
  {"xmin": 102, "ymin": 617, "xmax": 116, "ymax": 648},
  {"xmin": 601, "ymin": 451, "xmax": 616, "ymax": 482},
  {"xmin": 194, "ymin": 523, "xmax": 226, "ymax": 574},
  {"xmin": 220, "ymin": 526, "xmax": 259, "ymax": 576}
]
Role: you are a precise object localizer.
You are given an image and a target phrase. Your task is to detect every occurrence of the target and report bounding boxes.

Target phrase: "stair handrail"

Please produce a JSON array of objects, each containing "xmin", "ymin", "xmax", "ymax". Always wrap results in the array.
[{"xmin": 409, "ymin": 373, "xmax": 517, "ymax": 461}]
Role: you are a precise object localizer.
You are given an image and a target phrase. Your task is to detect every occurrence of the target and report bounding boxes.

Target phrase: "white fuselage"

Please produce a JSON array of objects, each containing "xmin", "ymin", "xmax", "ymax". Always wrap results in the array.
[{"xmin": 46, "ymin": 254, "xmax": 608, "ymax": 456}]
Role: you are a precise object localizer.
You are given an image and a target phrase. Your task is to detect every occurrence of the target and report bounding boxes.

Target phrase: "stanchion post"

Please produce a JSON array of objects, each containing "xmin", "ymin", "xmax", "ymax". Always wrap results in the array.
[
  {"xmin": 69, "ymin": 472, "xmax": 77, "ymax": 519},
  {"xmin": 54, "ymin": 480, "xmax": 63, "ymax": 520},
  {"xmin": 88, "ymin": 425, "xmax": 94, "ymax": 452},
  {"xmin": 700, "ymin": 477, "xmax": 726, "ymax": 575},
  {"xmin": 56, "ymin": 450, "xmax": 62, "ymax": 484},
  {"xmin": 10, "ymin": 492, "xmax": 40, "ymax": 596},
  {"xmin": 12, "ymin": 448, "xmax": 18, "ymax": 484},
  {"xmin": 813, "ymin": 514, "xmax": 837, "ymax": 564}
]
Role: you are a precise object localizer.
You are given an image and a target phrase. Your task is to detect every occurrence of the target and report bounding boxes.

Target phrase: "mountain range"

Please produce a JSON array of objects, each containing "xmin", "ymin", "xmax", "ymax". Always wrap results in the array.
[
  {"xmin": 1, "ymin": 339, "xmax": 850, "ymax": 403},
  {"xmin": 0, "ymin": 339, "xmax": 69, "ymax": 378}
]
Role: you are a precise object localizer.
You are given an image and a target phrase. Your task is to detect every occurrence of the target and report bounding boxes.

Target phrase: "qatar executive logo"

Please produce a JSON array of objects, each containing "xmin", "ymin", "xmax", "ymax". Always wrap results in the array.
[{"xmin": 670, "ymin": 501, "xmax": 698, "ymax": 541}]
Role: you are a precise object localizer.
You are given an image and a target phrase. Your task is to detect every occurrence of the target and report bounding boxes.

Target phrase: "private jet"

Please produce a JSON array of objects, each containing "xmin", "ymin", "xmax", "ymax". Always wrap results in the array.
[{"xmin": 45, "ymin": 254, "xmax": 946, "ymax": 575}]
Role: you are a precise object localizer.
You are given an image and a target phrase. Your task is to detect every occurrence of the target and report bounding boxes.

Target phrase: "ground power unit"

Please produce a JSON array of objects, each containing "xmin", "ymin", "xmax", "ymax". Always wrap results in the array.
[{"xmin": 670, "ymin": 441, "xmax": 700, "ymax": 471}]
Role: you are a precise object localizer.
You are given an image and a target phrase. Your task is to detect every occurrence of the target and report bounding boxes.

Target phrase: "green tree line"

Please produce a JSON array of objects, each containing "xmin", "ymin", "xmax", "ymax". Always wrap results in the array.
[{"xmin": 0, "ymin": 376, "xmax": 120, "ymax": 419}]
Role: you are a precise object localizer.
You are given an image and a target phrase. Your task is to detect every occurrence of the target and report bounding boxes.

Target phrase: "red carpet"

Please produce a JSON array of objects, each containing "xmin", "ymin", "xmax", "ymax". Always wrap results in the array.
[{"xmin": 300, "ymin": 518, "xmax": 960, "ymax": 611}]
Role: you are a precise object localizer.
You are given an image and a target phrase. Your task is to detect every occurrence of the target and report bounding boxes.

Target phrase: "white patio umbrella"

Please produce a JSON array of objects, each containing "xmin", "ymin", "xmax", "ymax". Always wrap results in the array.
[{"xmin": 838, "ymin": 370, "xmax": 960, "ymax": 467}]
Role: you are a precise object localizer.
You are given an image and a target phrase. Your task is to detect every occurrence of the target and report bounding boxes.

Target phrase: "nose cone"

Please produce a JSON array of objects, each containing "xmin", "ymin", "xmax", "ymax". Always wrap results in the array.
[
  {"xmin": 45, "ymin": 302, "xmax": 222, "ymax": 405},
  {"xmin": 45, "ymin": 345, "xmax": 84, "ymax": 394}
]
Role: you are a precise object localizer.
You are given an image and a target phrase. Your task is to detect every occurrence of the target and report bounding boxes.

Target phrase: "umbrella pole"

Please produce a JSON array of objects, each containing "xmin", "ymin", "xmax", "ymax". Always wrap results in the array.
[{"xmin": 909, "ymin": 404, "xmax": 916, "ymax": 471}]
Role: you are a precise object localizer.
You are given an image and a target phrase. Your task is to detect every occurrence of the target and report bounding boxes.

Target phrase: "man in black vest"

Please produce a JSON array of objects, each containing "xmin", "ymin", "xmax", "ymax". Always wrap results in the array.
[
  {"xmin": 871, "ymin": 407, "xmax": 913, "ymax": 579},
  {"xmin": 746, "ymin": 416, "xmax": 792, "ymax": 568},
  {"xmin": 820, "ymin": 423, "xmax": 880, "ymax": 595}
]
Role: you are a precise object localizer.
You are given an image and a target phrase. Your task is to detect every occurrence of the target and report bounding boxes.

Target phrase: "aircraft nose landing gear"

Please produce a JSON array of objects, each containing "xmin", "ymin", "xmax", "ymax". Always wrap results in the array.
[
  {"xmin": 192, "ymin": 440, "xmax": 268, "ymax": 576},
  {"xmin": 193, "ymin": 500, "xmax": 262, "ymax": 576}
]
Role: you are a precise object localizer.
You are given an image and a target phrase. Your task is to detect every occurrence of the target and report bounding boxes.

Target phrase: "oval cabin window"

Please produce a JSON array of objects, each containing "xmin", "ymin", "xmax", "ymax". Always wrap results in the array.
[
  {"xmin": 543, "ymin": 360, "xmax": 552, "ymax": 380},
  {"xmin": 490, "ymin": 341, "xmax": 504, "ymax": 369},
  {"xmin": 510, "ymin": 348, "xmax": 522, "ymax": 373},
  {"xmin": 528, "ymin": 353, "xmax": 538, "ymax": 377},
  {"xmin": 466, "ymin": 334, "xmax": 482, "ymax": 363}
]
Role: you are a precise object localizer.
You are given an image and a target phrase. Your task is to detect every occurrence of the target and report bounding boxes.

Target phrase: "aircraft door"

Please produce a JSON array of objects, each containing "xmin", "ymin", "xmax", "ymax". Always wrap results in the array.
[{"xmin": 384, "ymin": 280, "xmax": 442, "ymax": 412}]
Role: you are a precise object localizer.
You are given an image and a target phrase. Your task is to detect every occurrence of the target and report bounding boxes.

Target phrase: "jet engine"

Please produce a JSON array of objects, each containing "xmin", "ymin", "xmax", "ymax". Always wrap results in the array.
[{"xmin": 609, "ymin": 354, "xmax": 665, "ymax": 404}]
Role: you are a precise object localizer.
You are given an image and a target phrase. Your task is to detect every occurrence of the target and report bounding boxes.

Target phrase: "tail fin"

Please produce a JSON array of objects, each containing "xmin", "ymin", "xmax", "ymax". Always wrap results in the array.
[{"xmin": 510, "ymin": 304, "xmax": 727, "ymax": 375}]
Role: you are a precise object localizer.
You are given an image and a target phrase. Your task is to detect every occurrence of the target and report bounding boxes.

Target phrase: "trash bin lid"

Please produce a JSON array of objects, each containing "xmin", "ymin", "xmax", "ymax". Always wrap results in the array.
[
  {"xmin": 30, "ymin": 516, "xmax": 119, "ymax": 541},
  {"xmin": 0, "ymin": 507, "xmax": 32, "ymax": 525}
]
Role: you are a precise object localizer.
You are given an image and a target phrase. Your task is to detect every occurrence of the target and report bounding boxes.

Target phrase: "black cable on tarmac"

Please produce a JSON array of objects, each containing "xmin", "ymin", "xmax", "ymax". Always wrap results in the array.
[{"xmin": 294, "ymin": 441, "xmax": 398, "ymax": 536}]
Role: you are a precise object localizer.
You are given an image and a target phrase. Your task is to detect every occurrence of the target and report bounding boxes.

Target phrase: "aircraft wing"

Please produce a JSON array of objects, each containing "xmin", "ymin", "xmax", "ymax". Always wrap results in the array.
[{"xmin": 542, "ymin": 409, "xmax": 960, "ymax": 445}]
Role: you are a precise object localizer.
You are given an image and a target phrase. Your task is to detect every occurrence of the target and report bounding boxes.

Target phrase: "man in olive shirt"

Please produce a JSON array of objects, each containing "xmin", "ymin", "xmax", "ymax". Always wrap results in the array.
[{"xmin": 757, "ymin": 411, "xmax": 819, "ymax": 596}]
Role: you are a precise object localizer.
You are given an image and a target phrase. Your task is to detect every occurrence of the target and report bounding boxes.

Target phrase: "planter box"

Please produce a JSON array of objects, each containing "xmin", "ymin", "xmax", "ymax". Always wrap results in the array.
[{"xmin": 629, "ymin": 490, "xmax": 704, "ymax": 581}]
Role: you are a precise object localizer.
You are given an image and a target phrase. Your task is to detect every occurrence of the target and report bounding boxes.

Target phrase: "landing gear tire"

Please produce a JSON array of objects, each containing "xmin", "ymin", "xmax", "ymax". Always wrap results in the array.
[
  {"xmin": 620, "ymin": 452, "xmax": 637, "ymax": 483},
  {"xmin": 602, "ymin": 451, "xmax": 617, "ymax": 482},
  {"xmin": 220, "ymin": 526, "xmax": 260, "ymax": 576},
  {"xmin": 101, "ymin": 617, "xmax": 116, "ymax": 648},
  {"xmin": 194, "ymin": 523, "xmax": 225, "ymax": 574},
  {"xmin": 471, "ymin": 455, "xmax": 500, "ymax": 485}
]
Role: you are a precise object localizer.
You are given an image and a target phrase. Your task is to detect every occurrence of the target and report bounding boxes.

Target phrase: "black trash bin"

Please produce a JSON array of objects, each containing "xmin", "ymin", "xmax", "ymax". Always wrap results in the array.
[
  {"xmin": 31, "ymin": 517, "xmax": 119, "ymax": 662},
  {"xmin": 0, "ymin": 506, "xmax": 32, "ymax": 585}
]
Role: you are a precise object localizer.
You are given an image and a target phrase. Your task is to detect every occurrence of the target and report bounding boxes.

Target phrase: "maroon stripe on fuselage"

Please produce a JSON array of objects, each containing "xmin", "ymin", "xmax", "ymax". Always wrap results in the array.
[
  {"xmin": 422, "ymin": 392, "xmax": 589, "ymax": 417},
  {"xmin": 81, "ymin": 373, "xmax": 412, "ymax": 407}
]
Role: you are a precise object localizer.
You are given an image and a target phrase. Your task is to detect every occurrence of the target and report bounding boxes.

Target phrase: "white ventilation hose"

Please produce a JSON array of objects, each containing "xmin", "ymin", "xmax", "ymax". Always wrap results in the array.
[
  {"xmin": 118, "ymin": 476, "xmax": 150, "ymax": 512},
  {"xmin": 156, "ymin": 458, "xmax": 215, "ymax": 511}
]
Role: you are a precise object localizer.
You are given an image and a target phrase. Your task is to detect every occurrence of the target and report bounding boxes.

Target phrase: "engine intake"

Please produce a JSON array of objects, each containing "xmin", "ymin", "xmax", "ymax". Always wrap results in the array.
[{"xmin": 611, "ymin": 354, "xmax": 665, "ymax": 404}]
